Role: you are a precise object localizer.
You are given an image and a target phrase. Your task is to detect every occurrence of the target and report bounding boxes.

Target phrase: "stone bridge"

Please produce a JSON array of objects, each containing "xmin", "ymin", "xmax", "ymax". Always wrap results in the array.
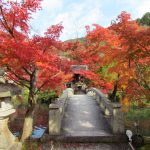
[
  {"xmin": 0, "ymin": 86, "xmax": 130, "ymax": 150},
  {"xmin": 48, "ymin": 87, "xmax": 126, "ymax": 144}
]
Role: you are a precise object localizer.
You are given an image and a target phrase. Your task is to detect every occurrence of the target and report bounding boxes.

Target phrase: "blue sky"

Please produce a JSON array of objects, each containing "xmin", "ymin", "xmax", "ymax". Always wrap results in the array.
[{"xmin": 29, "ymin": 0, "xmax": 150, "ymax": 41}]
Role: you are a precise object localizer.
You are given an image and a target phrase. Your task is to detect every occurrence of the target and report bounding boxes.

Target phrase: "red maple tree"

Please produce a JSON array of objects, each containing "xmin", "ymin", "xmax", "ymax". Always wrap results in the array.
[
  {"xmin": 67, "ymin": 12, "xmax": 150, "ymax": 102},
  {"xmin": 0, "ymin": 0, "xmax": 72, "ymax": 105},
  {"xmin": 0, "ymin": 0, "xmax": 72, "ymax": 140},
  {"xmin": 85, "ymin": 11, "xmax": 150, "ymax": 101}
]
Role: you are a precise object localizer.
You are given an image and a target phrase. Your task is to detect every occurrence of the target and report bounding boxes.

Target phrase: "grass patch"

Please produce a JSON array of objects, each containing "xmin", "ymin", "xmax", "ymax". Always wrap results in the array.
[
  {"xmin": 125, "ymin": 107, "xmax": 150, "ymax": 121},
  {"xmin": 137, "ymin": 144, "xmax": 150, "ymax": 150},
  {"xmin": 125, "ymin": 105, "xmax": 150, "ymax": 136},
  {"xmin": 22, "ymin": 141, "xmax": 41, "ymax": 150}
]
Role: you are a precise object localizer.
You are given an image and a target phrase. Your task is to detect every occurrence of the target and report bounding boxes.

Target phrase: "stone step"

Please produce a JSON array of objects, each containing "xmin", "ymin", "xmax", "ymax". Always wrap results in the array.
[
  {"xmin": 42, "ymin": 142, "xmax": 131, "ymax": 150},
  {"xmin": 42, "ymin": 133, "xmax": 127, "ymax": 143}
]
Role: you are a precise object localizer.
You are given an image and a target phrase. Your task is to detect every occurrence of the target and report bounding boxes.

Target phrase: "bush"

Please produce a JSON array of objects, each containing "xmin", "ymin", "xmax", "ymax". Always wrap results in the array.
[
  {"xmin": 37, "ymin": 90, "xmax": 58, "ymax": 105},
  {"xmin": 125, "ymin": 107, "xmax": 150, "ymax": 121},
  {"xmin": 22, "ymin": 141, "xmax": 40, "ymax": 150},
  {"xmin": 12, "ymin": 88, "xmax": 29, "ymax": 107}
]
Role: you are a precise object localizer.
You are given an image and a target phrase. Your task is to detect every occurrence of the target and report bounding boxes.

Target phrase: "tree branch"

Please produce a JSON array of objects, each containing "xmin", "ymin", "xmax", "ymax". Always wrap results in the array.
[
  {"xmin": 23, "ymin": 67, "xmax": 32, "ymax": 76},
  {"xmin": 0, "ymin": 6, "xmax": 14, "ymax": 38},
  {"xmin": 12, "ymin": 10, "xmax": 16, "ymax": 33},
  {"xmin": 135, "ymin": 62, "xmax": 150, "ymax": 91},
  {"xmin": 7, "ymin": 76, "xmax": 30, "ymax": 89},
  {"xmin": 35, "ymin": 71, "xmax": 62, "ymax": 94},
  {"xmin": 7, "ymin": 67, "xmax": 30, "ymax": 83},
  {"xmin": 133, "ymin": 78, "xmax": 150, "ymax": 100}
]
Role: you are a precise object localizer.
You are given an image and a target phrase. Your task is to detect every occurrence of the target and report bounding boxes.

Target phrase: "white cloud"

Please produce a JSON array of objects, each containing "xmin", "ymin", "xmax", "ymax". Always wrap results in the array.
[
  {"xmin": 41, "ymin": 0, "xmax": 63, "ymax": 10},
  {"xmin": 112, "ymin": 0, "xmax": 150, "ymax": 19},
  {"xmin": 53, "ymin": 0, "xmax": 104, "ymax": 40},
  {"xmin": 29, "ymin": 0, "xmax": 64, "ymax": 36},
  {"xmin": 29, "ymin": 0, "xmax": 150, "ymax": 41},
  {"xmin": 134, "ymin": 0, "xmax": 150, "ymax": 18}
]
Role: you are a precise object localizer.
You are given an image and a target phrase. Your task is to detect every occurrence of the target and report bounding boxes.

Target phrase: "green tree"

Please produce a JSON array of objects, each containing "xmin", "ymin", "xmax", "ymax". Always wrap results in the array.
[{"xmin": 137, "ymin": 12, "xmax": 150, "ymax": 26}]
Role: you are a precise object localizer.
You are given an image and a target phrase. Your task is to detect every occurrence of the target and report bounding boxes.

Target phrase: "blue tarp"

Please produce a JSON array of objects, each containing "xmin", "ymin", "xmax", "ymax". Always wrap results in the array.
[
  {"xmin": 31, "ymin": 126, "xmax": 47, "ymax": 139},
  {"xmin": 13, "ymin": 125, "xmax": 47, "ymax": 139}
]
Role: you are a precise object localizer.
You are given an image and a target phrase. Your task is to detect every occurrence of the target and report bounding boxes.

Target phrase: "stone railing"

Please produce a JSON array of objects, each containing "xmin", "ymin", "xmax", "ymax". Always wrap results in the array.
[
  {"xmin": 87, "ymin": 88, "xmax": 125, "ymax": 134},
  {"xmin": 49, "ymin": 88, "xmax": 74, "ymax": 135}
]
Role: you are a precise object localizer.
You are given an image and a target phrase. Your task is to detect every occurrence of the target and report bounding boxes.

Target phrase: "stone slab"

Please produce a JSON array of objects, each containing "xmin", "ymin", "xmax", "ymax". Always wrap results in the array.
[
  {"xmin": 61, "ymin": 95, "xmax": 112, "ymax": 137},
  {"xmin": 0, "ymin": 109, "xmax": 15, "ymax": 118},
  {"xmin": 7, "ymin": 142, "xmax": 22, "ymax": 150},
  {"xmin": 0, "ymin": 91, "xmax": 11, "ymax": 98}
]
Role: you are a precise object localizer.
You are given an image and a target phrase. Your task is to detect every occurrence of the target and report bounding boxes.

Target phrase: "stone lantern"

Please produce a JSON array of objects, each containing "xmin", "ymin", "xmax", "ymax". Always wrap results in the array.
[{"xmin": 0, "ymin": 91, "xmax": 21, "ymax": 150}]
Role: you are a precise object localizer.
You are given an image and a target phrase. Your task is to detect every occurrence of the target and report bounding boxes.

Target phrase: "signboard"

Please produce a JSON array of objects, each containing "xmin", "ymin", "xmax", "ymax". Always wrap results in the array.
[{"xmin": 71, "ymin": 65, "xmax": 88, "ymax": 72}]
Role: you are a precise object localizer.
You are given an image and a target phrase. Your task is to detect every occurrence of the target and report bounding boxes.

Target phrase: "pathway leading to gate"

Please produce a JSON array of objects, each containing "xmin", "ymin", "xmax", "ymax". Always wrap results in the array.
[{"xmin": 61, "ymin": 94, "xmax": 113, "ymax": 139}]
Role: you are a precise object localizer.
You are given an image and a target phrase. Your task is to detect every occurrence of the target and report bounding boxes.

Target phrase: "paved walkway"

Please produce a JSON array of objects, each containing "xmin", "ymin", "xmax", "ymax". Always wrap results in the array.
[
  {"xmin": 61, "ymin": 94, "xmax": 112, "ymax": 137},
  {"xmin": 45, "ymin": 94, "xmax": 130, "ymax": 149},
  {"xmin": 46, "ymin": 94, "xmax": 130, "ymax": 149}
]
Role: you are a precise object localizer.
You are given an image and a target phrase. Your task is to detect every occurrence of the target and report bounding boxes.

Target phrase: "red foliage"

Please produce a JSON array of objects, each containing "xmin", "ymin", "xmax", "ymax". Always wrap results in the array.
[
  {"xmin": 0, "ymin": 0, "xmax": 72, "ymax": 104},
  {"xmin": 86, "ymin": 11, "xmax": 150, "ymax": 100},
  {"xmin": 67, "ymin": 11, "xmax": 150, "ymax": 100}
]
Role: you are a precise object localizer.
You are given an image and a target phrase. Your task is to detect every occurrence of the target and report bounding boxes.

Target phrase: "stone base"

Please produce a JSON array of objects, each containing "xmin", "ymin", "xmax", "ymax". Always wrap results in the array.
[
  {"xmin": 7, "ymin": 142, "xmax": 22, "ymax": 150},
  {"xmin": 0, "ymin": 118, "xmax": 16, "ymax": 150}
]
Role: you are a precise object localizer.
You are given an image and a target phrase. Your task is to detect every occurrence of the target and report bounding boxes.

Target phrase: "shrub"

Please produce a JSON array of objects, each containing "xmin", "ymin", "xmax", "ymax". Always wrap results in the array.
[{"xmin": 37, "ymin": 90, "xmax": 58, "ymax": 105}]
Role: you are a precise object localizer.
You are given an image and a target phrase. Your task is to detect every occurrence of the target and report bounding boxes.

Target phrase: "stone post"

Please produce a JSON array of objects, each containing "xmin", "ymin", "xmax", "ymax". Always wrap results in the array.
[
  {"xmin": 111, "ymin": 103, "xmax": 125, "ymax": 134},
  {"xmin": 63, "ymin": 88, "xmax": 74, "ymax": 98},
  {"xmin": 96, "ymin": 95, "xmax": 100, "ymax": 104},
  {"xmin": 49, "ymin": 104, "xmax": 61, "ymax": 135},
  {"xmin": 105, "ymin": 108, "xmax": 110, "ymax": 116},
  {"xmin": 0, "ymin": 91, "xmax": 22, "ymax": 150}
]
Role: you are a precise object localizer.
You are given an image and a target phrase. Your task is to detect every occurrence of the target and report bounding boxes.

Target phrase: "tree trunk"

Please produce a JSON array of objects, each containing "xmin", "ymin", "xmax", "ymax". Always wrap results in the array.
[
  {"xmin": 21, "ymin": 70, "xmax": 37, "ymax": 142},
  {"xmin": 21, "ymin": 114, "xmax": 33, "ymax": 142},
  {"xmin": 111, "ymin": 83, "xmax": 118, "ymax": 101},
  {"xmin": 110, "ymin": 74, "xmax": 120, "ymax": 102},
  {"xmin": 28, "ymin": 69, "xmax": 37, "ymax": 106},
  {"xmin": 21, "ymin": 104, "xmax": 39, "ymax": 142}
]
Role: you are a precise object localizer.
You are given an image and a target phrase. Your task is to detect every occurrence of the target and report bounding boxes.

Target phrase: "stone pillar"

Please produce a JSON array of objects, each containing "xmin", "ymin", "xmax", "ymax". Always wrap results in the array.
[
  {"xmin": 111, "ymin": 103, "xmax": 125, "ymax": 134},
  {"xmin": 0, "ymin": 91, "xmax": 22, "ymax": 150},
  {"xmin": 49, "ymin": 104, "xmax": 61, "ymax": 135},
  {"xmin": 105, "ymin": 108, "xmax": 110, "ymax": 116},
  {"xmin": 100, "ymin": 101, "xmax": 105, "ymax": 111},
  {"xmin": 63, "ymin": 88, "xmax": 74, "ymax": 98},
  {"xmin": 67, "ymin": 88, "xmax": 74, "ymax": 97},
  {"xmin": 93, "ymin": 92, "xmax": 96, "ymax": 99},
  {"xmin": 96, "ymin": 95, "xmax": 100, "ymax": 104},
  {"xmin": 0, "ymin": 118, "xmax": 15, "ymax": 149}
]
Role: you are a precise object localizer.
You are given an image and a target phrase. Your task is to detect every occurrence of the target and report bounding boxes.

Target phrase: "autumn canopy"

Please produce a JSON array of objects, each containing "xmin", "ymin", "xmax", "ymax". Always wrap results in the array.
[{"xmin": 0, "ymin": 0, "xmax": 149, "ymax": 105}]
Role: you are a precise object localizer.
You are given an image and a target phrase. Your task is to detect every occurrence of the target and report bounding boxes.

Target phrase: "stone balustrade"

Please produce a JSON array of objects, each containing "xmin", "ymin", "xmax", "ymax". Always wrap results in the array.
[
  {"xmin": 87, "ymin": 88, "xmax": 125, "ymax": 134},
  {"xmin": 49, "ymin": 88, "xmax": 74, "ymax": 135}
]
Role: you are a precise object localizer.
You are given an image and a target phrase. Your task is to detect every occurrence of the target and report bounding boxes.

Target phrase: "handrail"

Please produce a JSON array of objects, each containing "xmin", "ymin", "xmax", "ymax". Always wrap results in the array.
[
  {"xmin": 48, "ymin": 88, "xmax": 74, "ymax": 135},
  {"xmin": 87, "ymin": 88, "xmax": 125, "ymax": 134}
]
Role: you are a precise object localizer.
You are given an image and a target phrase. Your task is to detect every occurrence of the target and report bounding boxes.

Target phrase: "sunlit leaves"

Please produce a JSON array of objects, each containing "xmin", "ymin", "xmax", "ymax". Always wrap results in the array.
[
  {"xmin": 0, "ymin": 0, "xmax": 72, "ymax": 99},
  {"xmin": 68, "ymin": 11, "xmax": 150, "ymax": 102}
]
